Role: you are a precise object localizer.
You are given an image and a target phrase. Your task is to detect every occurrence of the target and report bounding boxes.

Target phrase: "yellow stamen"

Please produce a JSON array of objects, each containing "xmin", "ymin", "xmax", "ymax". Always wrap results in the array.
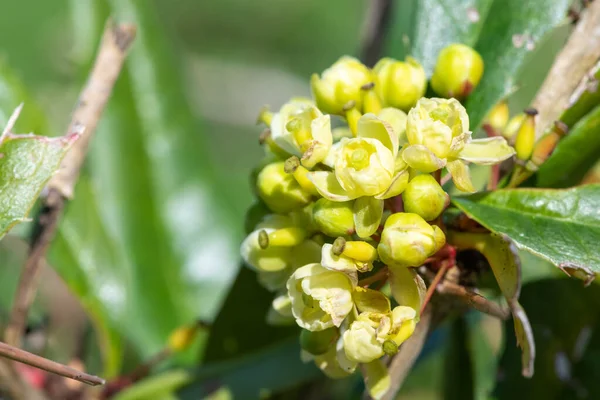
[{"xmin": 268, "ymin": 227, "xmax": 307, "ymax": 247}]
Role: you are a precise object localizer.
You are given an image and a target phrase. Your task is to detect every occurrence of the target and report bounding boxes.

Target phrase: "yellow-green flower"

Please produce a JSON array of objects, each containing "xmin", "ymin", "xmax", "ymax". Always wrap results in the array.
[
  {"xmin": 373, "ymin": 57, "xmax": 427, "ymax": 111},
  {"xmin": 343, "ymin": 318, "xmax": 385, "ymax": 363},
  {"xmin": 377, "ymin": 212, "xmax": 445, "ymax": 267},
  {"xmin": 270, "ymin": 98, "xmax": 333, "ymax": 168},
  {"xmin": 311, "ymin": 56, "xmax": 373, "ymax": 115},
  {"xmin": 402, "ymin": 98, "xmax": 515, "ymax": 192},
  {"xmin": 431, "ymin": 43, "xmax": 484, "ymax": 99},
  {"xmin": 287, "ymin": 263, "xmax": 354, "ymax": 331}
]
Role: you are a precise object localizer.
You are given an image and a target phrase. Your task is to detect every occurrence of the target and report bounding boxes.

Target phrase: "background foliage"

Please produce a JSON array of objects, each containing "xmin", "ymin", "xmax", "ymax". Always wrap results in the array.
[{"xmin": 0, "ymin": 0, "xmax": 598, "ymax": 399}]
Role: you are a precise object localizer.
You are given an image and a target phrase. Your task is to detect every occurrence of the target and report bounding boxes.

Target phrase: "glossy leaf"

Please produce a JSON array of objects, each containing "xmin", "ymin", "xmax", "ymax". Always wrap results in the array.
[
  {"xmin": 452, "ymin": 186, "xmax": 600, "ymax": 273},
  {"xmin": 201, "ymin": 267, "xmax": 297, "ymax": 362},
  {"xmin": 51, "ymin": 0, "xmax": 239, "ymax": 370},
  {"xmin": 535, "ymin": 105, "xmax": 600, "ymax": 188},
  {"xmin": 466, "ymin": 0, "xmax": 570, "ymax": 128},
  {"xmin": 179, "ymin": 339, "xmax": 320, "ymax": 399},
  {"xmin": 495, "ymin": 279, "xmax": 600, "ymax": 399},
  {"xmin": 0, "ymin": 118, "xmax": 76, "ymax": 239}
]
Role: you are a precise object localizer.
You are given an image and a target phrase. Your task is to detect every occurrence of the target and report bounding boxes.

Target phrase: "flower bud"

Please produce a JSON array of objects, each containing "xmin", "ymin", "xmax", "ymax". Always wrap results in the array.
[
  {"xmin": 377, "ymin": 213, "xmax": 441, "ymax": 267},
  {"xmin": 343, "ymin": 320, "xmax": 384, "ymax": 363},
  {"xmin": 300, "ymin": 327, "xmax": 338, "ymax": 355},
  {"xmin": 373, "ymin": 57, "xmax": 427, "ymax": 111},
  {"xmin": 313, "ymin": 198, "xmax": 355, "ymax": 237},
  {"xmin": 485, "ymin": 101, "xmax": 509, "ymax": 133},
  {"xmin": 287, "ymin": 263, "xmax": 354, "ymax": 331},
  {"xmin": 431, "ymin": 43, "xmax": 484, "ymax": 99},
  {"xmin": 285, "ymin": 156, "xmax": 319, "ymax": 196},
  {"xmin": 503, "ymin": 113, "xmax": 525, "ymax": 140},
  {"xmin": 311, "ymin": 56, "xmax": 373, "ymax": 115},
  {"xmin": 167, "ymin": 322, "xmax": 202, "ymax": 352},
  {"xmin": 529, "ymin": 121, "xmax": 568, "ymax": 168},
  {"xmin": 515, "ymin": 109, "xmax": 537, "ymax": 162},
  {"xmin": 402, "ymin": 174, "xmax": 449, "ymax": 221},
  {"xmin": 257, "ymin": 161, "xmax": 312, "ymax": 213}
]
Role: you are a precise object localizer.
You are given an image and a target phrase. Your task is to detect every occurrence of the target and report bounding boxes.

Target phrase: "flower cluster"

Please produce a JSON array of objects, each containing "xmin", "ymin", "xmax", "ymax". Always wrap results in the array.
[{"xmin": 242, "ymin": 43, "xmax": 515, "ymax": 398}]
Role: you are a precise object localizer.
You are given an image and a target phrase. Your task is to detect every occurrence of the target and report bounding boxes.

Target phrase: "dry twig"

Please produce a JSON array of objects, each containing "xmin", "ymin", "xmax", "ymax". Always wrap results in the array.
[
  {"xmin": 532, "ymin": 0, "xmax": 600, "ymax": 137},
  {"xmin": 5, "ymin": 20, "xmax": 136, "ymax": 348}
]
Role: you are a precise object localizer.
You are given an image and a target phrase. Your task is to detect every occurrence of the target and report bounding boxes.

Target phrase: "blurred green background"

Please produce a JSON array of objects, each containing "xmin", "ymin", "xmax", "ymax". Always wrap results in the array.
[{"xmin": 1, "ymin": 0, "xmax": 596, "ymax": 399}]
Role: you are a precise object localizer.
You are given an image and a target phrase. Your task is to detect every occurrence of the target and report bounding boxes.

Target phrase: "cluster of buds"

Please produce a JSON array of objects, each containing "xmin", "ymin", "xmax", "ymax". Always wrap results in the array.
[{"xmin": 242, "ymin": 43, "xmax": 515, "ymax": 398}]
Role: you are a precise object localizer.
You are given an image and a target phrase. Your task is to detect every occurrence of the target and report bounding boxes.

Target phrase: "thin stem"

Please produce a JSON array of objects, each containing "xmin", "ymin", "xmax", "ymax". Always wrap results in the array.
[
  {"xmin": 4, "ymin": 20, "xmax": 136, "ymax": 348},
  {"xmin": 0, "ymin": 341, "xmax": 104, "ymax": 386},
  {"xmin": 419, "ymin": 262, "xmax": 450, "ymax": 315},
  {"xmin": 487, "ymin": 164, "xmax": 500, "ymax": 190},
  {"xmin": 358, "ymin": 267, "xmax": 389, "ymax": 287},
  {"xmin": 439, "ymin": 281, "xmax": 510, "ymax": 320}
]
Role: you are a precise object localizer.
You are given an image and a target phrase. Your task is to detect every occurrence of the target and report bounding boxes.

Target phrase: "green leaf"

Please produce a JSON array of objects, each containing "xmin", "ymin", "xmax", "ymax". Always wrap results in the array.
[
  {"xmin": 201, "ymin": 267, "xmax": 297, "ymax": 362},
  {"xmin": 495, "ymin": 279, "xmax": 600, "ymax": 399},
  {"xmin": 51, "ymin": 0, "xmax": 240, "ymax": 371},
  {"xmin": 452, "ymin": 185, "xmax": 600, "ymax": 273},
  {"xmin": 0, "ymin": 116, "xmax": 76, "ymax": 239},
  {"xmin": 179, "ymin": 339, "xmax": 320, "ymax": 399},
  {"xmin": 466, "ymin": 0, "xmax": 571, "ymax": 128},
  {"xmin": 535, "ymin": 105, "xmax": 600, "ymax": 188},
  {"xmin": 444, "ymin": 316, "xmax": 475, "ymax": 400}
]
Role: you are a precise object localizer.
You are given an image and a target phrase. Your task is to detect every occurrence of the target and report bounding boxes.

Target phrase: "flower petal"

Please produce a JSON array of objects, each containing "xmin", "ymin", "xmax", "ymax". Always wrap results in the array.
[
  {"xmin": 375, "ymin": 169, "xmax": 409, "ymax": 199},
  {"xmin": 321, "ymin": 243, "xmax": 358, "ymax": 277},
  {"xmin": 353, "ymin": 197, "xmax": 384, "ymax": 238},
  {"xmin": 357, "ymin": 113, "xmax": 399, "ymax": 158},
  {"xmin": 402, "ymin": 144, "xmax": 446, "ymax": 173},
  {"xmin": 302, "ymin": 114, "xmax": 333, "ymax": 168},
  {"xmin": 459, "ymin": 136, "xmax": 516, "ymax": 165},
  {"xmin": 308, "ymin": 171, "xmax": 354, "ymax": 201},
  {"xmin": 389, "ymin": 267, "xmax": 426, "ymax": 313},
  {"xmin": 446, "ymin": 159, "xmax": 476, "ymax": 192}
]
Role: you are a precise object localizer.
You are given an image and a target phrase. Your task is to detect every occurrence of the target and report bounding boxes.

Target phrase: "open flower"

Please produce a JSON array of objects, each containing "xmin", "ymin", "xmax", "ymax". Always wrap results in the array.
[
  {"xmin": 270, "ymin": 98, "xmax": 333, "ymax": 168},
  {"xmin": 309, "ymin": 115, "xmax": 409, "ymax": 237},
  {"xmin": 287, "ymin": 263, "xmax": 354, "ymax": 331},
  {"xmin": 402, "ymin": 98, "xmax": 515, "ymax": 192}
]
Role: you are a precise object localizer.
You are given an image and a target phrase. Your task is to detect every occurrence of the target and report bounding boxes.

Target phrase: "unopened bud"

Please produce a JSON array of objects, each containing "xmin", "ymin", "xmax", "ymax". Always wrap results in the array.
[
  {"xmin": 402, "ymin": 174, "xmax": 449, "ymax": 221},
  {"xmin": 515, "ymin": 109, "xmax": 537, "ymax": 161},
  {"xmin": 529, "ymin": 120, "xmax": 568, "ymax": 168},
  {"xmin": 345, "ymin": 106, "xmax": 362, "ymax": 136},
  {"xmin": 257, "ymin": 106, "xmax": 273, "ymax": 126},
  {"xmin": 503, "ymin": 113, "xmax": 525, "ymax": 140},
  {"xmin": 257, "ymin": 161, "xmax": 312, "ymax": 213},
  {"xmin": 377, "ymin": 213, "xmax": 442, "ymax": 267},
  {"xmin": 374, "ymin": 57, "xmax": 427, "ymax": 111},
  {"xmin": 485, "ymin": 101, "xmax": 509, "ymax": 133},
  {"xmin": 431, "ymin": 44, "xmax": 484, "ymax": 99},
  {"xmin": 167, "ymin": 323, "xmax": 201, "ymax": 352},
  {"xmin": 382, "ymin": 340, "xmax": 398, "ymax": 356},
  {"xmin": 311, "ymin": 56, "xmax": 373, "ymax": 115},
  {"xmin": 300, "ymin": 327, "xmax": 338, "ymax": 355},
  {"xmin": 362, "ymin": 84, "xmax": 383, "ymax": 114},
  {"xmin": 342, "ymin": 241, "xmax": 378, "ymax": 262},
  {"xmin": 313, "ymin": 198, "xmax": 355, "ymax": 237}
]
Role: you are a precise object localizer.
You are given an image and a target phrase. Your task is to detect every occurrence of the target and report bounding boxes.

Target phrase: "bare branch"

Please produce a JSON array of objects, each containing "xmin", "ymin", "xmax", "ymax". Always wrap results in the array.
[
  {"xmin": 4, "ymin": 20, "xmax": 136, "ymax": 351},
  {"xmin": 532, "ymin": 0, "xmax": 600, "ymax": 137},
  {"xmin": 438, "ymin": 281, "xmax": 510, "ymax": 320}
]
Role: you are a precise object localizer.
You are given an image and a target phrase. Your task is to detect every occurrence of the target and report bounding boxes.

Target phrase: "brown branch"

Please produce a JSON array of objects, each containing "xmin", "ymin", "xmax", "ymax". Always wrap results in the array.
[
  {"xmin": 531, "ymin": 0, "xmax": 600, "ymax": 137},
  {"xmin": 0, "ymin": 342, "xmax": 104, "ymax": 387},
  {"xmin": 381, "ymin": 309, "xmax": 432, "ymax": 400},
  {"xmin": 4, "ymin": 19, "xmax": 136, "ymax": 353},
  {"xmin": 360, "ymin": 0, "xmax": 394, "ymax": 66},
  {"xmin": 438, "ymin": 281, "xmax": 510, "ymax": 320}
]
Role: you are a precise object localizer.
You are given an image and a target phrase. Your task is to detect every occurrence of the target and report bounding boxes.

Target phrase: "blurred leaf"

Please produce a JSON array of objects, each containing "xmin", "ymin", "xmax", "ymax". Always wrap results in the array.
[
  {"xmin": 179, "ymin": 338, "xmax": 320, "ymax": 399},
  {"xmin": 51, "ymin": 0, "xmax": 240, "ymax": 372},
  {"xmin": 444, "ymin": 316, "xmax": 474, "ymax": 400},
  {"xmin": 202, "ymin": 267, "xmax": 297, "ymax": 362},
  {"xmin": 0, "ymin": 125, "xmax": 75, "ymax": 239},
  {"xmin": 452, "ymin": 186, "xmax": 600, "ymax": 272},
  {"xmin": 401, "ymin": 0, "xmax": 494, "ymax": 75},
  {"xmin": 466, "ymin": 0, "xmax": 570, "ymax": 128},
  {"xmin": 495, "ymin": 279, "xmax": 600, "ymax": 399},
  {"xmin": 113, "ymin": 370, "xmax": 192, "ymax": 400},
  {"xmin": 535, "ymin": 105, "xmax": 600, "ymax": 188}
]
